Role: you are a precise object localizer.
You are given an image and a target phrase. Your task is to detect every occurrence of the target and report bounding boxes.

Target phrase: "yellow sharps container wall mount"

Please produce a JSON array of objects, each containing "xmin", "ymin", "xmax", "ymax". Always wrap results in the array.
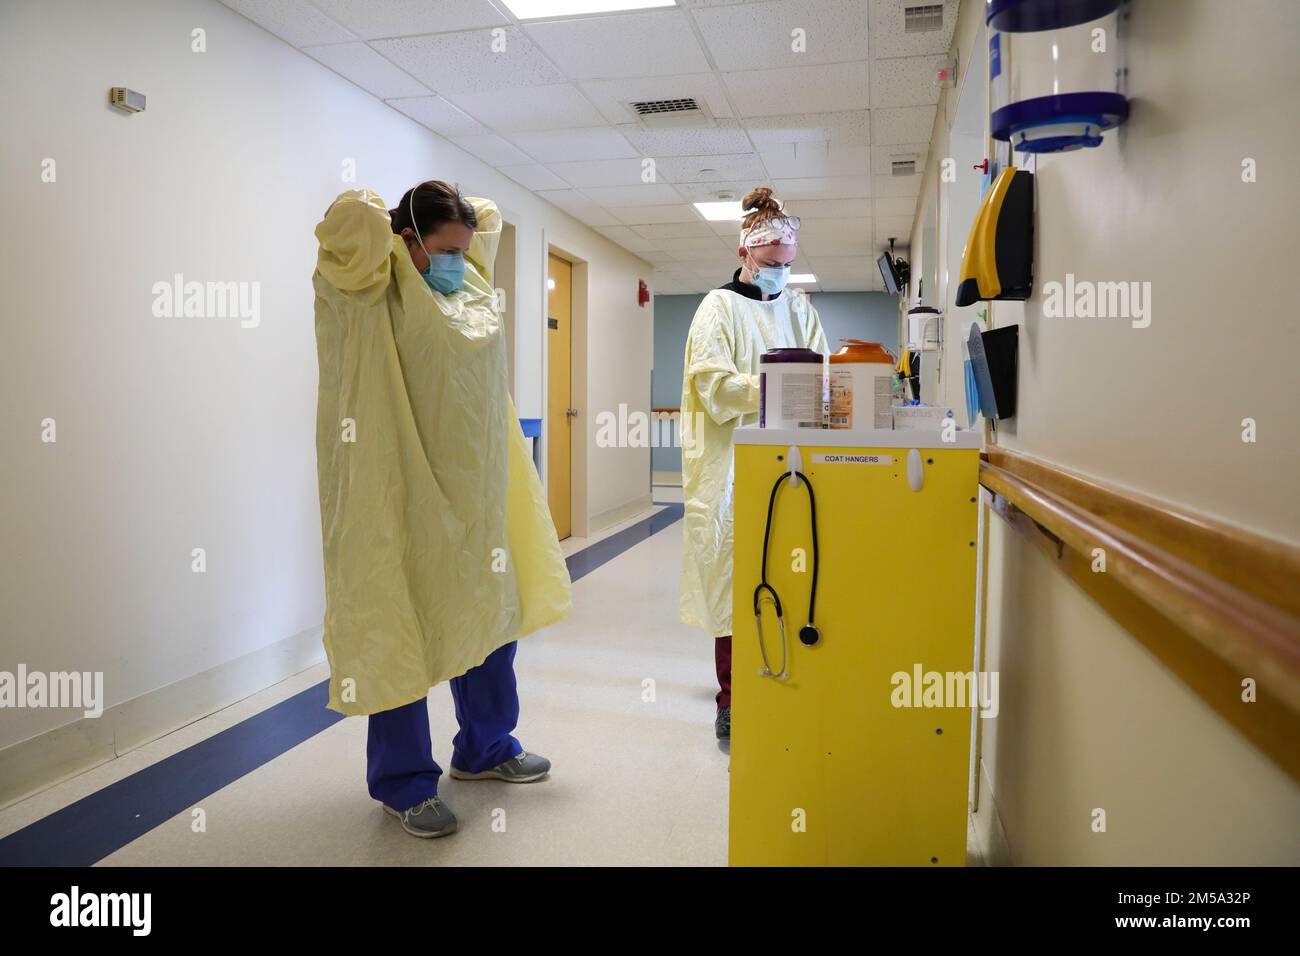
[{"xmin": 729, "ymin": 426, "xmax": 981, "ymax": 866}]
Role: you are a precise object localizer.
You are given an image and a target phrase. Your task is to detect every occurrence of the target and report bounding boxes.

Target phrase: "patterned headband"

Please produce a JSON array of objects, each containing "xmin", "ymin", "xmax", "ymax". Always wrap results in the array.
[{"xmin": 740, "ymin": 214, "xmax": 799, "ymax": 249}]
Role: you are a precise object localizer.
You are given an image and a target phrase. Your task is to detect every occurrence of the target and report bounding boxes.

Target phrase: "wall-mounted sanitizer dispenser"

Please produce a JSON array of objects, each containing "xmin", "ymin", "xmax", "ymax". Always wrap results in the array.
[{"xmin": 988, "ymin": 0, "xmax": 1130, "ymax": 153}]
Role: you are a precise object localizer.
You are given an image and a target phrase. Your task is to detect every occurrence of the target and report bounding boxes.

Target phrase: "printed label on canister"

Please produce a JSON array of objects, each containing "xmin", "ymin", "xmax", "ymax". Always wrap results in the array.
[
  {"xmin": 811, "ymin": 453, "xmax": 894, "ymax": 465},
  {"xmin": 829, "ymin": 367, "xmax": 853, "ymax": 428},
  {"xmin": 873, "ymin": 374, "xmax": 893, "ymax": 429},
  {"xmin": 780, "ymin": 372, "xmax": 823, "ymax": 428}
]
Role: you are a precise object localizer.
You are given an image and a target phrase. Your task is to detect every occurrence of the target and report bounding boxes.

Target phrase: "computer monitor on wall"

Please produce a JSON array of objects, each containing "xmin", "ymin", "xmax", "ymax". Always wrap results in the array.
[{"xmin": 878, "ymin": 252, "xmax": 901, "ymax": 294}]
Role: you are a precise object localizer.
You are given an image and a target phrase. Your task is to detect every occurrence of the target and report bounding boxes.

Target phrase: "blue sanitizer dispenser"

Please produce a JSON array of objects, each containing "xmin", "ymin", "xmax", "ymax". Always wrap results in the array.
[{"xmin": 988, "ymin": 0, "xmax": 1130, "ymax": 153}]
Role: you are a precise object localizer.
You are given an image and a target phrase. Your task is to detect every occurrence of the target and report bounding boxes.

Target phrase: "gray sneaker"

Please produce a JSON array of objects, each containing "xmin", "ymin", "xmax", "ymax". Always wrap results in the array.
[
  {"xmin": 449, "ymin": 749, "xmax": 551, "ymax": 783},
  {"xmin": 383, "ymin": 796, "xmax": 458, "ymax": 838},
  {"xmin": 715, "ymin": 706, "xmax": 731, "ymax": 740}
]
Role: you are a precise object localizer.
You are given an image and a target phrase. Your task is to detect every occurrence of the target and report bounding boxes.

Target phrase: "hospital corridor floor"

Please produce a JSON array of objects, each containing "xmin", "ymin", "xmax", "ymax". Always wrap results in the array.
[{"xmin": 0, "ymin": 498, "xmax": 740, "ymax": 867}]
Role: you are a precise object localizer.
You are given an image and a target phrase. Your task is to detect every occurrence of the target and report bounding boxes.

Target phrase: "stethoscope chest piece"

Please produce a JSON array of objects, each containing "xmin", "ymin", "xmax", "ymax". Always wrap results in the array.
[{"xmin": 798, "ymin": 623, "xmax": 821, "ymax": 647}]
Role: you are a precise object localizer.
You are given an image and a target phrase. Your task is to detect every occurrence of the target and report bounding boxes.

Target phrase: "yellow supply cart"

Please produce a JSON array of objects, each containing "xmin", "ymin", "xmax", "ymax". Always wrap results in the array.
[{"xmin": 729, "ymin": 426, "xmax": 982, "ymax": 866}]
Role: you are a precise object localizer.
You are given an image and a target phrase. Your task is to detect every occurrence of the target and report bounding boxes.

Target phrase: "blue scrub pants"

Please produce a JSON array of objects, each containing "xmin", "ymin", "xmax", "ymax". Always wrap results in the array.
[{"xmin": 366, "ymin": 641, "xmax": 522, "ymax": 812}]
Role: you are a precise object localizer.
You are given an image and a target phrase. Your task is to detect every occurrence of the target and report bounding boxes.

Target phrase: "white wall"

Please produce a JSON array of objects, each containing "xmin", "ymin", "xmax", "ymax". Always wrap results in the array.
[
  {"xmin": 0, "ymin": 0, "xmax": 652, "ymax": 754},
  {"xmin": 913, "ymin": 0, "xmax": 1300, "ymax": 863}
]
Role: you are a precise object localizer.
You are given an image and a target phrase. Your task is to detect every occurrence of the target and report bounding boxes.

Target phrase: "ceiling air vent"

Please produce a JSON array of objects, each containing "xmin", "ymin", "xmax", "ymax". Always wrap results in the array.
[
  {"xmin": 625, "ymin": 96, "xmax": 713, "ymax": 128},
  {"xmin": 891, "ymin": 158, "xmax": 917, "ymax": 176},
  {"xmin": 630, "ymin": 97, "xmax": 699, "ymax": 116},
  {"xmin": 904, "ymin": 3, "xmax": 945, "ymax": 33}
]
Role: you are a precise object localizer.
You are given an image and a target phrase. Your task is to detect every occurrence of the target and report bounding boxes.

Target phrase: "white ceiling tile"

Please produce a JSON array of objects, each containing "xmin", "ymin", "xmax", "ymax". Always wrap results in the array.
[
  {"xmin": 572, "ymin": 207, "xmax": 624, "ymax": 228},
  {"xmin": 372, "ymin": 28, "xmax": 563, "ymax": 94},
  {"xmin": 546, "ymin": 158, "xmax": 656, "ymax": 188},
  {"xmin": 606, "ymin": 203, "xmax": 705, "ymax": 224},
  {"xmin": 795, "ymin": 217, "xmax": 873, "ymax": 236},
  {"xmin": 869, "ymin": 0, "xmax": 959, "ymax": 59},
  {"xmin": 817, "ymin": 277, "xmax": 876, "ymax": 292},
  {"xmin": 803, "ymin": 255, "xmax": 875, "ymax": 281},
  {"xmin": 875, "ymin": 217, "xmax": 915, "ymax": 243},
  {"xmin": 302, "ymin": 42, "xmax": 430, "ymax": 98},
  {"xmin": 630, "ymin": 221, "xmax": 718, "ymax": 240},
  {"xmin": 446, "ymin": 84, "xmax": 606, "ymax": 132},
  {"xmin": 724, "ymin": 61, "xmax": 869, "ymax": 117},
  {"xmin": 673, "ymin": 236, "xmax": 740, "ymax": 255},
  {"xmin": 684, "ymin": 262, "xmax": 735, "ymax": 280},
  {"xmin": 744, "ymin": 110, "xmax": 872, "ymax": 149},
  {"xmin": 506, "ymin": 128, "xmax": 637, "ymax": 163},
  {"xmin": 771, "ymin": 176, "xmax": 872, "ymax": 200},
  {"xmin": 386, "ymin": 95, "xmax": 488, "ymax": 136},
  {"xmin": 874, "ymin": 196, "xmax": 917, "ymax": 219},
  {"xmin": 708, "ymin": 218, "xmax": 746, "ymax": 238},
  {"xmin": 593, "ymin": 226, "xmax": 663, "ymax": 253},
  {"xmin": 693, "ymin": 0, "xmax": 869, "ymax": 71},
  {"xmin": 219, "ymin": 0, "xmax": 357, "ymax": 46},
  {"xmin": 581, "ymin": 184, "xmax": 689, "ymax": 206},
  {"xmin": 580, "ymin": 73, "xmax": 735, "ymax": 123},
  {"xmin": 871, "ymin": 55, "xmax": 945, "ymax": 108},
  {"xmin": 524, "ymin": 9, "xmax": 711, "ymax": 80},
  {"xmin": 640, "ymin": 252, "xmax": 681, "ymax": 268},
  {"xmin": 500, "ymin": 163, "xmax": 571, "ymax": 191},
  {"xmin": 655, "ymin": 153, "xmax": 766, "ymax": 183},
  {"xmin": 786, "ymin": 197, "xmax": 871, "ymax": 218},
  {"xmin": 796, "ymin": 234, "xmax": 874, "ymax": 257},
  {"xmin": 620, "ymin": 122, "xmax": 754, "ymax": 158},
  {"xmin": 305, "ymin": 0, "xmax": 507, "ymax": 39},
  {"xmin": 670, "ymin": 180, "xmax": 756, "ymax": 202},
  {"xmin": 871, "ymin": 142, "xmax": 929, "ymax": 176},
  {"xmin": 450, "ymin": 133, "xmax": 533, "ymax": 166},
  {"xmin": 760, "ymin": 143, "xmax": 869, "ymax": 178},
  {"xmin": 535, "ymin": 189, "xmax": 622, "ymax": 226},
  {"xmin": 871, "ymin": 105, "xmax": 938, "ymax": 145},
  {"xmin": 872, "ymin": 173, "xmax": 921, "ymax": 197}
]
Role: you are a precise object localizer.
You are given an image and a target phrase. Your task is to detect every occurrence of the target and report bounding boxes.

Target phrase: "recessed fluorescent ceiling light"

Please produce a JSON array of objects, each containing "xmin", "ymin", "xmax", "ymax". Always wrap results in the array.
[
  {"xmin": 788, "ymin": 274, "xmax": 817, "ymax": 283},
  {"xmin": 502, "ymin": 0, "xmax": 676, "ymax": 19},
  {"xmin": 694, "ymin": 201, "xmax": 743, "ymax": 221}
]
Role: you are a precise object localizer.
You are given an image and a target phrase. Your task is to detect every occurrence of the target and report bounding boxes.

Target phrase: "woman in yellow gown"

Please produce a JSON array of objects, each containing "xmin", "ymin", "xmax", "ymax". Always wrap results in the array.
[{"xmin": 313, "ymin": 181, "xmax": 571, "ymax": 837}]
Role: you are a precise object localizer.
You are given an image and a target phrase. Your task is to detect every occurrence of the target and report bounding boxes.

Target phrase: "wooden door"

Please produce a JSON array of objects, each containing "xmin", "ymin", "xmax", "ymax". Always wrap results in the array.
[{"xmin": 546, "ymin": 253, "xmax": 572, "ymax": 539}]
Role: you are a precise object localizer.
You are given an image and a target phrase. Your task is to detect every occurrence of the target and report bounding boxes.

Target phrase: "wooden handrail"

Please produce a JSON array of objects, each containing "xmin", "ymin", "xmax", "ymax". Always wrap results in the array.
[
  {"xmin": 979, "ymin": 452, "xmax": 1300, "ymax": 779},
  {"xmin": 985, "ymin": 448, "xmax": 1300, "ymax": 619}
]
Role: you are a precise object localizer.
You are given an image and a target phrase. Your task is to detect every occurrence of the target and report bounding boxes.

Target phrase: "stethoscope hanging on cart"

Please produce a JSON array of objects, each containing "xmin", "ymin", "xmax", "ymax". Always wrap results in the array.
[{"xmin": 753, "ymin": 446, "xmax": 821, "ymax": 680}]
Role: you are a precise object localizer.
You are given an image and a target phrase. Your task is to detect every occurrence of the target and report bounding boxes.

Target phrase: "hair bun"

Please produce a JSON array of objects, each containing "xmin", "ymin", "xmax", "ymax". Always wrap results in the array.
[{"xmin": 742, "ymin": 186, "xmax": 779, "ymax": 213}]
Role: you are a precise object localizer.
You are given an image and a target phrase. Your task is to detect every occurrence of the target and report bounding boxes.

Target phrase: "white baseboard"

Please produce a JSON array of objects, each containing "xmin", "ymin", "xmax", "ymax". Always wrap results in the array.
[
  {"xmin": 0, "ymin": 625, "xmax": 325, "ymax": 811},
  {"xmin": 971, "ymin": 756, "xmax": 1013, "ymax": 866},
  {"xmin": 588, "ymin": 494, "xmax": 655, "ymax": 536}
]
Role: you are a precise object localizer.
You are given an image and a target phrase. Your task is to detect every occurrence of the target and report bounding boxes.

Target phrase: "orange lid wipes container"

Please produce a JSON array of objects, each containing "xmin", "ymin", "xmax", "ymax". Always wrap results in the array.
[{"xmin": 828, "ymin": 339, "xmax": 895, "ymax": 430}]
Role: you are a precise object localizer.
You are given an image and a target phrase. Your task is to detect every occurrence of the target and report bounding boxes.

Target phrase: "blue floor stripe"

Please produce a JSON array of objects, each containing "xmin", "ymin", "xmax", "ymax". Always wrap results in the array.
[
  {"xmin": 0, "ymin": 681, "xmax": 342, "ymax": 867},
  {"xmin": 566, "ymin": 502, "xmax": 683, "ymax": 582},
  {"xmin": 0, "ymin": 502, "xmax": 684, "ymax": 867}
]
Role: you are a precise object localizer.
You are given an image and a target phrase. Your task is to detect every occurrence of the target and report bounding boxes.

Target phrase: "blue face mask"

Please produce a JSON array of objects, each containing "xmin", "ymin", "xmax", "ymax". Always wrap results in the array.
[
  {"xmin": 749, "ymin": 257, "xmax": 790, "ymax": 295},
  {"xmin": 407, "ymin": 190, "xmax": 468, "ymax": 294},
  {"xmin": 420, "ymin": 251, "xmax": 466, "ymax": 295}
]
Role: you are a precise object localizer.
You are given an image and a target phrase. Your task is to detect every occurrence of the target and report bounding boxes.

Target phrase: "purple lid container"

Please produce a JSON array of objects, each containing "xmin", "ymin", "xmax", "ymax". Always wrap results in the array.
[{"xmin": 759, "ymin": 347, "xmax": 823, "ymax": 364}]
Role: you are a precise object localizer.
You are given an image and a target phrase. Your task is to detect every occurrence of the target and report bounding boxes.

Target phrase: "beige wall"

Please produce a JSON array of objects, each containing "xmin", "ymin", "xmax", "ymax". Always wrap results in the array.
[{"xmin": 917, "ymin": 0, "xmax": 1300, "ymax": 863}]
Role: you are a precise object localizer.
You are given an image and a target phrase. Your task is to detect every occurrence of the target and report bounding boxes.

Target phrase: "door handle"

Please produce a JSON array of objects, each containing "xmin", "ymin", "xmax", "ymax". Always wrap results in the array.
[{"xmin": 565, "ymin": 408, "xmax": 579, "ymax": 418}]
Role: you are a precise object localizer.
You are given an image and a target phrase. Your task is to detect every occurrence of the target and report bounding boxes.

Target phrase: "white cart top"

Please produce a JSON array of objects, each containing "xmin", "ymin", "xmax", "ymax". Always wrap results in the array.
[{"xmin": 733, "ymin": 425, "xmax": 982, "ymax": 450}]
